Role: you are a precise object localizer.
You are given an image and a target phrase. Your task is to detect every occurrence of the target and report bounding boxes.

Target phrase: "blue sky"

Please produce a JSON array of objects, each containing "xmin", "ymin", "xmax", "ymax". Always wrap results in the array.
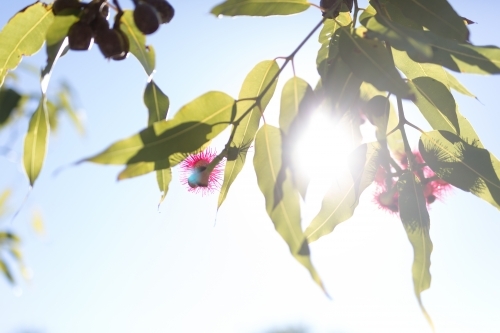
[{"xmin": 1, "ymin": 1, "xmax": 500, "ymax": 333}]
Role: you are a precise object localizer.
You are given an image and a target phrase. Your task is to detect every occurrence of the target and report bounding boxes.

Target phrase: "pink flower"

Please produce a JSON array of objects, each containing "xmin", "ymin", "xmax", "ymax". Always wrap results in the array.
[{"xmin": 180, "ymin": 148, "xmax": 224, "ymax": 195}]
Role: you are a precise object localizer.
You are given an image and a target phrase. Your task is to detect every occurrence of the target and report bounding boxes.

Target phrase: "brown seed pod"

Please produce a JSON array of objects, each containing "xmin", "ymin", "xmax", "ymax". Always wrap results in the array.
[
  {"xmin": 68, "ymin": 21, "xmax": 94, "ymax": 51},
  {"xmin": 96, "ymin": 28, "xmax": 128, "ymax": 59},
  {"xmin": 143, "ymin": 0, "xmax": 174, "ymax": 24},
  {"xmin": 133, "ymin": 2, "xmax": 161, "ymax": 35},
  {"xmin": 52, "ymin": 0, "xmax": 82, "ymax": 15}
]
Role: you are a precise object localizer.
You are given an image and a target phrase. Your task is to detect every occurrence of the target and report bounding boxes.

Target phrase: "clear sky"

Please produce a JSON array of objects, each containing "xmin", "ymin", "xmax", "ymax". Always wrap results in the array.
[{"xmin": 1, "ymin": 1, "xmax": 500, "ymax": 333}]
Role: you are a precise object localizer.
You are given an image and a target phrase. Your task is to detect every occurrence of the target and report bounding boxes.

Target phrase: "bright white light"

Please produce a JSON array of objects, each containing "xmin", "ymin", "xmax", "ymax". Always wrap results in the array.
[{"xmin": 294, "ymin": 110, "xmax": 357, "ymax": 183}]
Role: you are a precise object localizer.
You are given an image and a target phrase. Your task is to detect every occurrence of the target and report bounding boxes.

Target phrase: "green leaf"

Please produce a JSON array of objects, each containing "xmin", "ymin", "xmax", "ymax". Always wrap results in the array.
[
  {"xmin": 409, "ymin": 77, "xmax": 459, "ymax": 134},
  {"xmin": 217, "ymin": 60, "xmax": 279, "ymax": 210},
  {"xmin": 316, "ymin": 12, "xmax": 352, "ymax": 79},
  {"xmin": 120, "ymin": 10, "xmax": 155, "ymax": 76},
  {"xmin": 254, "ymin": 124, "xmax": 326, "ymax": 294},
  {"xmin": 157, "ymin": 168, "xmax": 172, "ymax": 206},
  {"xmin": 305, "ymin": 142, "xmax": 380, "ymax": 242},
  {"xmin": 144, "ymin": 80, "xmax": 169, "ymax": 125},
  {"xmin": 86, "ymin": 91, "xmax": 234, "ymax": 166},
  {"xmin": 384, "ymin": 0, "xmax": 469, "ymax": 42},
  {"xmin": 0, "ymin": 189, "xmax": 12, "ymax": 218},
  {"xmin": 0, "ymin": 88, "xmax": 22, "ymax": 126},
  {"xmin": 444, "ymin": 70, "xmax": 475, "ymax": 98},
  {"xmin": 0, "ymin": 2, "xmax": 54, "ymax": 86},
  {"xmin": 339, "ymin": 27, "xmax": 412, "ymax": 99},
  {"xmin": 419, "ymin": 130, "xmax": 500, "ymax": 210},
  {"xmin": 397, "ymin": 171, "xmax": 434, "ymax": 330},
  {"xmin": 364, "ymin": 14, "xmax": 432, "ymax": 62},
  {"xmin": 211, "ymin": 0, "xmax": 310, "ymax": 17},
  {"xmin": 45, "ymin": 12, "xmax": 78, "ymax": 46},
  {"xmin": 23, "ymin": 97, "xmax": 50, "ymax": 186},
  {"xmin": 276, "ymin": 77, "xmax": 315, "ymax": 201},
  {"xmin": 56, "ymin": 84, "xmax": 85, "ymax": 135}
]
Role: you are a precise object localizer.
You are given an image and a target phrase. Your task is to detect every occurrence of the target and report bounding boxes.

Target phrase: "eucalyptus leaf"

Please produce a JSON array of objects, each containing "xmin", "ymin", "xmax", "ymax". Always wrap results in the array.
[
  {"xmin": 218, "ymin": 60, "xmax": 279, "ymax": 210},
  {"xmin": 419, "ymin": 130, "xmax": 500, "ymax": 210},
  {"xmin": 397, "ymin": 171, "xmax": 434, "ymax": 330},
  {"xmin": 0, "ymin": 2, "xmax": 54, "ymax": 87},
  {"xmin": 339, "ymin": 27, "xmax": 412, "ymax": 99},
  {"xmin": 120, "ymin": 10, "xmax": 155, "ymax": 76},
  {"xmin": 144, "ymin": 80, "xmax": 169, "ymax": 125},
  {"xmin": 23, "ymin": 97, "xmax": 50, "ymax": 186},
  {"xmin": 254, "ymin": 124, "xmax": 326, "ymax": 294},
  {"xmin": 211, "ymin": 0, "xmax": 310, "ymax": 17},
  {"xmin": 157, "ymin": 168, "xmax": 172, "ymax": 206},
  {"xmin": 86, "ymin": 92, "xmax": 234, "ymax": 166}
]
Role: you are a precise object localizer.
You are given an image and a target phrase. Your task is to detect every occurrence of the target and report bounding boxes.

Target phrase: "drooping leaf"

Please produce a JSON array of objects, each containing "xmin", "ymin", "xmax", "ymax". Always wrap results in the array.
[
  {"xmin": 339, "ymin": 27, "xmax": 412, "ymax": 99},
  {"xmin": 211, "ymin": 0, "xmax": 310, "ymax": 17},
  {"xmin": 397, "ymin": 171, "xmax": 434, "ymax": 330},
  {"xmin": 0, "ymin": 2, "xmax": 54, "ymax": 87},
  {"xmin": 316, "ymin": 12, "xmax": 352, "ymax": 79},
  {"xmin": 56, "ymin": 84, "xmax": 85, "ymax": 135},
  {"xmin": 419, "ymin": 130, "xmax": 500, "ymax": 210},
  {"xmin": 254, "ymin": 124, "xmax": 326, "ymax": 294},
  {"xmin": 0, "ymin": 189, "xmax": 12, "ymax": 218},
  {"xmin": 0, "ymin": 88, "xmax": 22, "ymax": 126},
  {"xmin": 0, "ymin": 260, "xmax": 14, "ymax": 284},
  {"xmin": 305, "ymin": 142, "xmax": 380, "ymax": 243},
  {"xmin": 157, "ymin": 168, "xmax": 172, "ymax": 206},
  {"xmin": 120, "ymin": 10, "xmax": 156, "ymax": 76},
  {"xmin": 364, "ymin": 14, "xmax": 432, "ymax": 62},
  {"xmin": 385, "ymin": 0, "xmax": 469, "ymax": 42},
  {"xmin": 144, "ymin": 80, "xmax": 169, "ymax": 125},
  {"xmin": 444, "ymin": 70, "xmax": 475, "ymax": 98},
  {"xmin": 409, "ymin": 77, "xmax": 459, "ymax": 134},
  {"xmin": 217, "ymin": 60, "xmax": 279, "ymax": 210},
  {"xmin": 276, "ymin": 77, "xmax": 315, "ymax": 202},
  {"xmin": 86, "ymin": 91, "xmax": 234, "ymax": 166},
  {"xmin": 23, "ymin": 97, "xmax": 50, "ymax": 186}
]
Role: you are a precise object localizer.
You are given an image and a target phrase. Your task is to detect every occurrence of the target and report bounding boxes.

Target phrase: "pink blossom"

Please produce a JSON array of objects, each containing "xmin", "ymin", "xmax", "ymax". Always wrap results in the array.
[{"xmin": 180, "ymin": 148, "xmax": 224, "ymax": 195}]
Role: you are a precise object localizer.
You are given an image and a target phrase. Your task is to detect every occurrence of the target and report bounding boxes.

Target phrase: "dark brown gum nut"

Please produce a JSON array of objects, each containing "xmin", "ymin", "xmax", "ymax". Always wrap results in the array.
[
  {"xmin": 145, "ymin": 0, "xmax": 174, "ymax": 24},
  {"xmin": 68, "ymin": 21, "xmax": 94, "ymax": 51},
  {"xmin": 99, "ymin": 2, "xmax": 110, "ymax": 19},
  {"xmin": 111, "ymin": 29, "xmax": 130, "ymax": 61},
  {"xmin": 52, "ymin": 0, "xmax": 81, "ymax": 15},
  {"xmin": 90, "ymin": 13, "xmax": 110, "ymax": 34},
  {"xmin": 133, "ymin": 2, "xmax": 161, "ymax": 35},
  {"xmin": 97, "ymin": 29, "xmax": 127, "ymax": 59}
]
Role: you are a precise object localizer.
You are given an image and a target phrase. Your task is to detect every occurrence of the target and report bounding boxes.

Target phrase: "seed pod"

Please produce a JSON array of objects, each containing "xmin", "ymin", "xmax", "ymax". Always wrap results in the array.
[
  {"xmin": 52, "ymin": 0, "xmax": 82, "ymax": 15},
  {"xmin": 144, "ymin": 0, "xmax": 174, "ymax": 24},
  {"xmin": 111, "ymin": 29, "xmax": 130, "ymax": 61},
  {"xmin": 133, "ymin": 2, "xmax": 161, "ymax": 35},
  {"xmin": 68, "ymin": 21, "xmax": 93, "ymax": 51},
  {"xmin": 96, "ymin": 28, "xmax": 128, "ymax": 59}
]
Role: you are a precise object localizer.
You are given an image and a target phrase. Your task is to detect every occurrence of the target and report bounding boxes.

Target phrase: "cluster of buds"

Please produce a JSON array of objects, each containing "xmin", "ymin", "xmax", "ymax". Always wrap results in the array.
[{"xmin": 373, "ymin": 151, "xmax": 451, "ymax": 213}]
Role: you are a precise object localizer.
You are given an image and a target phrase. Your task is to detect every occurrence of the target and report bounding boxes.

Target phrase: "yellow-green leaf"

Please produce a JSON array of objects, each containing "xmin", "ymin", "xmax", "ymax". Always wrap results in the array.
[
  {"xmin": 254, "ymin": 124, "xmax": 326, "ymax": 294},
  {"xmin": 120, "ymin": 10, "xmax": 155, "ymax": 76},
  {"xmin": 397, "ymin": 171, "xmax": 434, "ymax": 330},
  {"xmin": 157, "ymin": 168, "xmax": 172, "ymax": 206},
  {"xmin": 23, "ymin": 97, "xmax": 50, "ymax": 186},
  {"xmin": 0, "ymin": 2, "xmax": 54, "ymax": 87},
  {"xmin": 218, "ymin": 60, "xmax": 279, "ymax": 210},
  {"xmin": 211, "ymin": 0, "xmax": 310, "ymax": 17},
  {"xmin": 305, "ymin": 142, "xmax": 380, "ymax": 242},
  {"xmin": 86, "ymin": 91, "xmax": 234, "ymax": 166},
  {"xmin": 144, "ymin": 80, "xmax": 169, "ymax": 125},
  {"xmin": 0, "ymin": 189, "xmax": 12, "ymax": 218}
]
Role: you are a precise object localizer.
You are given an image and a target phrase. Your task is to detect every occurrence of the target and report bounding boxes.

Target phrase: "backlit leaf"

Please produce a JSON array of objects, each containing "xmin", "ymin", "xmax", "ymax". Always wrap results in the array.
[
  {"xmin": 0, "ymin": 260, "xmax": 14, "ymax": 284},
  {"xmin": 86, "ymin": 91, "xmax": 234, "ymax": 166},
  {"xmin": 0, "ymin": 2, "xmax": 54, "ymax": 87},
  {"xmin": 254, "ymin": 124, "xmax": 326, "ymax": 294},
  {"xmin": 409, "ymin": 77, "xmax": 459, "ymax": 134},
  {"xmin": 23, "ymin": 97, "xmax": 50, "ymax": 186},
  {"xmin": 0, "ymin": 189, "xmax": 12, "ymax": 218},
  {"xmin": 385, "ymin": 0, "xmax": 469, "ymax": 42},
  {"xmin": 397, "ymin": 171, "xmax": 434, "ymax": 330},
  {"xmin": 339, "ymin": 27, "xmax": 412, "ymax": 99},
  {"xmin": 211, "ymin": 0, "xmax": 310, "ymax": 17},
  {"xmin": 305, "ymin": 142, "xmax": 380, "ymax": 243},
  {"xmin": 144, "ymin": 80, "xmax": 169, "ymax": 125},
  {"xmin": 157, "ymin": 168, "xmax": 172, "ymax": 206},
  {"xmin": 120, "ymin": 10, "xmax": 155, "ymax": 76},
  {"xmin": 419, "ymin": 130, "xmax": 500, "ymax": 210},
  {"xmin": 218, "ymin": 60, "xmax": 279, "ymax": 210}
]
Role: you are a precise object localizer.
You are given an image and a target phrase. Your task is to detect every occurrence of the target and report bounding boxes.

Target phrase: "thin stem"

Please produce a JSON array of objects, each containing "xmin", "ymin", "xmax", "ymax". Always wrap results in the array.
[{"xmin": 352, "ymin": 0, "xmax": 360, "ymax": 27}]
